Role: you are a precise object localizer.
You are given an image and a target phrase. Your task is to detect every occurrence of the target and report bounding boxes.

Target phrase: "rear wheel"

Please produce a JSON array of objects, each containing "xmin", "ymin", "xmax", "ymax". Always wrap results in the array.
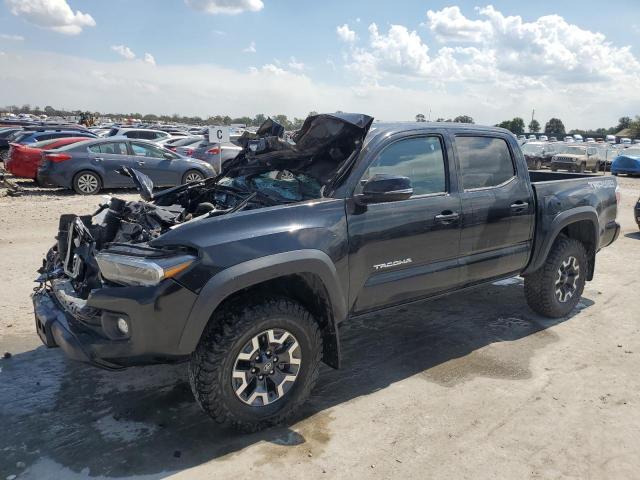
[
  {"xmin": 524, "ymin": 236, "xmax": 587, "ymax": 318},
  {"xmin": 189, "ymin": 298, "xmax": 322, "ymax": 431},
  {"xmin": 73, "ymin": 171, "xmax": 101, "ymax": 195},
  {"xmin": 182, "ymin": 169, "xmax": 204, "ymax": 184}
]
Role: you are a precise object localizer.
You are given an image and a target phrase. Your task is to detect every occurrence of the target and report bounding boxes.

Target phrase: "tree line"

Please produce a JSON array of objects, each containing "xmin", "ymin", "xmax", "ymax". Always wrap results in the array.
[
  {"xmin": 4, "ymin": 104, "xmax": 640, "ymax": 138},
  {"xmin": 494, "ymin": 115, "xmax": 640, "ymax": 138},
  {"xmin": 1, "ymin": 104, "xmax": 315, "ymax": 130}
]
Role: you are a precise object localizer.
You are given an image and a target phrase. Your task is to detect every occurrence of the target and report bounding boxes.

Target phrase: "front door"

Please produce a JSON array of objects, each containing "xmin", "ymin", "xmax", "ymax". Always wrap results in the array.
[
  {"xmin": 453, "ymin": 134, "xmax": 534, "ymax": 285},
  {"xmin": 129, "ymin": 142, "xmax": 179, "ymax": 186},
  {"xmin": 347, "ymin": 134, "xmax": 462, "ymax": 314}
]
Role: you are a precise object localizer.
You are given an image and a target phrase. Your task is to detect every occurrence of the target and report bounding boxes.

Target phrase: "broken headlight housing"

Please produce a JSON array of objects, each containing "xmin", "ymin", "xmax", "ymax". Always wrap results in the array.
[{"xmin": 95, "ymin": 252, "xmax": 196, "ymax": 287}]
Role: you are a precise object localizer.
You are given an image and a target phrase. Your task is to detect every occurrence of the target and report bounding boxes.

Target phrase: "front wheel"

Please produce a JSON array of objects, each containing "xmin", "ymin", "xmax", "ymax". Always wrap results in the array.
[
  {"xmin": 578, "ymin": 162, "xmax": 586, "ymax": 173},
  {"xmin": 524, "ymin": 236, "xmax": 588, "ymax": 318},
  {"xmin": 73, "ymin": 170, "xmax": 102, "ymax": 195},
  {"xmin": 189, "ymin": 298, "xmax": 323, "ymax": 431}
]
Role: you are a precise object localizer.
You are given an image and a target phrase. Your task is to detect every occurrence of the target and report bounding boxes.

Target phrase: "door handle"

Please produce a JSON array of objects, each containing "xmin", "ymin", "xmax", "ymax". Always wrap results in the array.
[
  {"xmin": 435, "ymin": 211, "xmax": 460, "ymax": 223},
  {"xmin": 510, "ymin": 201, "xmax": 529, "ymax": 211},
  {"xmin": 93, "ymin": 157, "xmax": 103, "ymax": 162},
  {"xmin": 137, "ymin": 161, "xmax": 145, "ymax": 166}
]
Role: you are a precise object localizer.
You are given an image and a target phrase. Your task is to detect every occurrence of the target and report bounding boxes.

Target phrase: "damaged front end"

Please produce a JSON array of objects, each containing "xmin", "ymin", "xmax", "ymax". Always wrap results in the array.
[{"xmin": 32, "ymin": 113, "xmax": 373, "ymax": 368}]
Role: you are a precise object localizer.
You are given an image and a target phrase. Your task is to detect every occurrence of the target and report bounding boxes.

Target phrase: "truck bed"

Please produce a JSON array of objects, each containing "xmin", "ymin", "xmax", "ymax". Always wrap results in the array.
[{"xmin": 524, "ymin": 170, "xmax": 619, "ymax": 275}]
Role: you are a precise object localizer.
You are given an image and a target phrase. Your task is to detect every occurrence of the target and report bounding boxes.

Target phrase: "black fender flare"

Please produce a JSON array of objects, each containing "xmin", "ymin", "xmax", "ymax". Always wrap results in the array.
[
  {"xmin": 524, "ymin": 206, "xmax": 599, "ymax": 275},
  {"xmin": 177, "ymin": 249, "xmax": 347, "ymax": 367}
]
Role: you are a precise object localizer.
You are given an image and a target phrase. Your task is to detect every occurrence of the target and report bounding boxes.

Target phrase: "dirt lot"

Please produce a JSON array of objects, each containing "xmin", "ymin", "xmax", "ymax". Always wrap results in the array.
[{"xmin": 1, "ymin": 175, "xmax": 639, "ymax": 480}]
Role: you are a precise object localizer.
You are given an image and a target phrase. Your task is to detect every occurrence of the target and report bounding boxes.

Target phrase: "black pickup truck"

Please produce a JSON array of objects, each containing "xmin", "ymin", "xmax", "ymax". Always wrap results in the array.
[{"xmin": 33, "ymin": 114, "xmax": 620, "ymax": 431}]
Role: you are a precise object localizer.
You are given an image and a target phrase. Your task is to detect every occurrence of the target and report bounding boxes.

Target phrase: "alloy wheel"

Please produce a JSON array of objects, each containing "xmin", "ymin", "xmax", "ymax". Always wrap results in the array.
[
  {"xmin": 184, "ymin": 172, "xmax": 203, "ymax": 183},
  {"xmin": 555, "ymin": 256, "xmax": 580, "ymax": 303},
  {"xmin": 231, "ymin": 329, "xmax": 302, "ymax": 407},
  {"xmin": 77, "ymin": 174, "xmax": 99, "ymax": 193}
]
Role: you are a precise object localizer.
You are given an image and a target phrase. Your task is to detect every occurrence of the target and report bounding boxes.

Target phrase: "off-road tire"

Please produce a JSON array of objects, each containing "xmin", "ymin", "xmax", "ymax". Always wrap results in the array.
[
  {"xmin": 578, "ymin": 162, "xmax": 586, "ymax": 173},
  {"xmin": 591, "ymin": 161, "xmax": 600, "ymax": 173},
  {"xmin": 550, "ymin": 166, "xmax": 557, "ymax": 172},
  {"xmin": 72, "ymin": 170, "xmax": 102, "ymax": 195},
  {"xmin": 524, "ymin": 235, "xmax": 588, "ymax": 318},
  {"xmin": 189, "ymin": 298, "xmax": 323, "ymax": 432}
]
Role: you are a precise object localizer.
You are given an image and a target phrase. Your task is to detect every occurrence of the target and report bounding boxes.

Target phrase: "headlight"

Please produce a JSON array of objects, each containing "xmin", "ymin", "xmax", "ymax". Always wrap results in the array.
[{"xmin": 95, "ymin": 252, "xmax": 196, "ymax": 286}]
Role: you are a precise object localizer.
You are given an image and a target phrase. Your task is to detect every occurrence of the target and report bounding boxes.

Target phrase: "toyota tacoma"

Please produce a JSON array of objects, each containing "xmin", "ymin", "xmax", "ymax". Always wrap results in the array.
[{"xmin": 33, "ymin": 114, "xmax": 620, "ymax": 431}]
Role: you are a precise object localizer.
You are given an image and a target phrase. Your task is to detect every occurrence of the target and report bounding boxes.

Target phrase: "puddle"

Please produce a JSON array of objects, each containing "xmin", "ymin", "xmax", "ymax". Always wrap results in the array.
[{"xmin": 421, "ymin": 328, "xmax": 558, "ymax": 387}]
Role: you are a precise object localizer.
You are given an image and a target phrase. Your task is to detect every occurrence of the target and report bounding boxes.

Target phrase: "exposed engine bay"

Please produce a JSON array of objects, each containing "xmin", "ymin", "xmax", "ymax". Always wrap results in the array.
[{"xmin": 37, "ymin": 113, "xmax": 374, "ymax": 299}]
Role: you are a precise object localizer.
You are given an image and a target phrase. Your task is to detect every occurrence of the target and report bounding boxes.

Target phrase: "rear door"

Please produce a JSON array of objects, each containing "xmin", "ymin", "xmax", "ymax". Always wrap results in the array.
[
  {"xmin": 347, "ymin": 132, "xmax": 462, "ymax": 314},
  {"xmin": 87, "ymin": 141, "xmax": 136, "ymax": 187},
  {"xmin": 454, "ymin": 134, "xmax": 534, "ymax": 285}
]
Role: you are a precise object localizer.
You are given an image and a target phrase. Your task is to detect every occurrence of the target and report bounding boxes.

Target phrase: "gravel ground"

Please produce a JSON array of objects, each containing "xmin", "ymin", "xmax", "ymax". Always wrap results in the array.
[{"xmin": 0, "ymin": 174, "xmax": 639, "ymax": 480}]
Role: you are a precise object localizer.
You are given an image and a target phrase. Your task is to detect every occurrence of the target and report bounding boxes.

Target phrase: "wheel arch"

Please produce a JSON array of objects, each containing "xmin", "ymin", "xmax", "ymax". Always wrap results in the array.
[
  {"xmin": 525, "ymin": 207, "xmax": 599, "ymax": 280},
  {"xmin": 178, "ymin": 250, "xmax": 347, "ymax": 368}
]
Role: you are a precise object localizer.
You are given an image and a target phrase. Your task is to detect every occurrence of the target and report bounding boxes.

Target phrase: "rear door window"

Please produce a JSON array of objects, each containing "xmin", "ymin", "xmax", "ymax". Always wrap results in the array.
[{"xmin": 456, "ymin": 136, "xmax": 515, "ymax": 190}]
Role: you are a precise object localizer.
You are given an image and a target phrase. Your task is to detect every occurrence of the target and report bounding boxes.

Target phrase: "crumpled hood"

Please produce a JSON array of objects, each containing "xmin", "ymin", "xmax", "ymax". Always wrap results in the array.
[{"xmin": 225, "ymin": 112, "xmax": 375, "ymax": 186}]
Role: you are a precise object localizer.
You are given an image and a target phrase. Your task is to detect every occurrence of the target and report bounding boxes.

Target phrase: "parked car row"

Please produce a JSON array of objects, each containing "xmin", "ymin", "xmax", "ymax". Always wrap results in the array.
[
  {"xmin": 0, "ymin": 121, "xmax": 249, "ymax": 194},
  {"xmin": 521, "ymin": 139, "xmax": 638, "ymax": 175}
]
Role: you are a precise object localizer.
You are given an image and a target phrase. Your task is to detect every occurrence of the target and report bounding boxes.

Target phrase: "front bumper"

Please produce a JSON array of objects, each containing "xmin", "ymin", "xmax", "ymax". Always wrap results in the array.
[
  {"xmin": 551, "ymin": 161, "xmax": 578, "ymax": 171},
  {"xmin": 33, "ymin": 278, "xmax": 199, "ymax": 369}
]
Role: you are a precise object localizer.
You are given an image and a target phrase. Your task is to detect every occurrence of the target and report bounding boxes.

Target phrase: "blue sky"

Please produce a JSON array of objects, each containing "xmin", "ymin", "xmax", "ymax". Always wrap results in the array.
[{"xmin": 1, "ymin": 0, "xmax": 639, "ymax": 128}]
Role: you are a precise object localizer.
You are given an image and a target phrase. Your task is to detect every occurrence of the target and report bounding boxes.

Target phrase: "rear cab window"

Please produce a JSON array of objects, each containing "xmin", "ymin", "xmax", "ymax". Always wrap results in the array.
[{"xmin": 455, "ymin": 136, "xmax": 515, "ymax": 190}]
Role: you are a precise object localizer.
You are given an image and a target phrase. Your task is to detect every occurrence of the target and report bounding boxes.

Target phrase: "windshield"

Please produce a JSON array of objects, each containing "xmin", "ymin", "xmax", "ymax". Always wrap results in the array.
[
  {"xmin": 522, "ymin": 144, "xmax": 544, "ymax": 155},
  {"xmin": 565, "ymin": 146, "xmax": 587, "ymax": 155}
]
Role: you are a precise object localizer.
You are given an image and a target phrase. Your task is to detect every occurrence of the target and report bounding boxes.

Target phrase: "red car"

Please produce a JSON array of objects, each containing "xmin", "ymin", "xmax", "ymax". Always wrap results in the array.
[{"xmin": 5, "ymin": 137, "xmax": 90, "ymax": 180}]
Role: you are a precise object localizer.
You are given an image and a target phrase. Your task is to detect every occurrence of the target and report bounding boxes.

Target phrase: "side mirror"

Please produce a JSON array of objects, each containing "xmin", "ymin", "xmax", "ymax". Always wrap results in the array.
[
  {"xmin": 164, "ymin": 152, "xmax": 174, "ymax": 160},
  {"xmin": 355, "ymin": 174, "xmax": 413, "ymax": 204}
]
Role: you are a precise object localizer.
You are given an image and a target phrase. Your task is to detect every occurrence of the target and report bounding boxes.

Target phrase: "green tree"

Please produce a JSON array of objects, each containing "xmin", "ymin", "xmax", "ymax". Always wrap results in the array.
[
  {"xmin": 252, "ymin": 113, "xmax": 267, "ymax": 126},
  {"xmin": 544, "ymin": 118, "xmax": 566, "ymax": 137},
  {"xmin": 616, "ymin": 116, "xmax": 632, "ymax": 132},
  {"xmin": 528, "ymin": 119, "xmax": 540, "ymax": 133},
  {"xmin": 629, "ymin": 116, "xmax": 640, "ymax": 138},
  {"xmin": 453, "ymin": 115, "xmax": 474, "ymax": 124},
  {"xmin": 510, "ymin": 117, "xmax": 525, "ymax": 135},
  {"xmin": 273, "ymin": 114, "xmax": 292, "ymax": 129}
]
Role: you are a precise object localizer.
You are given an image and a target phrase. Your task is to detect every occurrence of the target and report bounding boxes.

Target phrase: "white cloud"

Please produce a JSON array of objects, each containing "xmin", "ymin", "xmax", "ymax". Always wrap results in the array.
[
  {"xmin": 337, "ymin": 24, "xmax": 357, "ymax": 43},
  {"xmin": 2, "ymin": 49, "xmax": 637, "ymax": 130},
  {"xmin": 243, "ymin": 41, "xmax": 256, "ymax": 53},
  {"xmin": 342, "ymin": 5, "xmax": 640, "ymax": 91},
  {"xmin": 111, "ymin": 45, "xmax": 136, "ymax": 61},
  {"xmin": 426, "ymin": 6, "xmax": 491, "ymax": 43},
  {"xmin": 144, "ymin": 53, "xmax": 156, "ymax": 66},
  {"xmin": 0, "ymin": 33, "xmax": 24, "ymax": 41},
  {"xmin": 184, "ymin": 0, "xmax": 263, "ymax": 15},
  {"xmin": 4, "ymin": 0, "xmax": 95, "ymax": 35},
  {"xmin": 288, "ymin": 56, "xmax": 304, "ymax": 71}
]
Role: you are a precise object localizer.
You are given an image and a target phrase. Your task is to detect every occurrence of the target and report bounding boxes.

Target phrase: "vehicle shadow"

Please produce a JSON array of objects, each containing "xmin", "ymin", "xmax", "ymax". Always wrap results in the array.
[
  {"xmin": 0, "ymin": 280, "xmax": 593, "ymax": 478},
  {"xmin": 0, "ymin": 177, "xmax": 141, "ymax": 198},
  {"xmin": 624, "ymin": 231, "xmax": 640, "ymax": 240}
]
